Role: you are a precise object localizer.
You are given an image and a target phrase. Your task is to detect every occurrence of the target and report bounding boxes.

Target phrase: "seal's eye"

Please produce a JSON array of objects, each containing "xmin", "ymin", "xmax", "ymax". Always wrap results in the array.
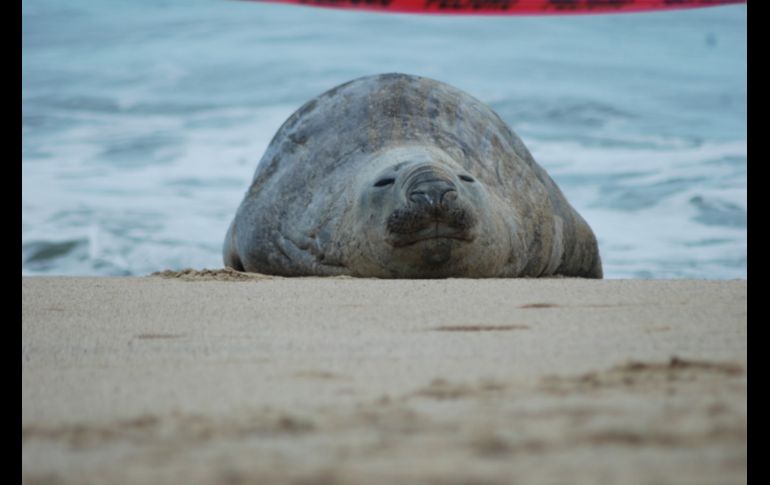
[
  {"xmin": 459, "ymin": 174, "xmax": 475, "ymax": 183},
  {"xmin": 374, "ymin": 177, "xmax": 395, "ymax": 187}
]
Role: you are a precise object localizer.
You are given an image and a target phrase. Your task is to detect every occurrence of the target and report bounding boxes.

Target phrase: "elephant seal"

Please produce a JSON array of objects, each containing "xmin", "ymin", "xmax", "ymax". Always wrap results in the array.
[{"xmin": 224, "ymin": 73, "xmax": 602, "ymax": 278}]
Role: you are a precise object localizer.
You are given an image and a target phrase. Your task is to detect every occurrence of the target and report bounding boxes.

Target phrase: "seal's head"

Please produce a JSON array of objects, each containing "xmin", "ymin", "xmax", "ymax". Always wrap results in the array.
[{"xmin": 345, "ymin": 145, "xmax": 514, "ymax": 278}]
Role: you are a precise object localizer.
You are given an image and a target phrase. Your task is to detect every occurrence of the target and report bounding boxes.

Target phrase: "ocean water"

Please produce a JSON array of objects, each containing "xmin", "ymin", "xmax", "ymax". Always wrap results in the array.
[{"xmin": 22, "ymin": 0, "xmax": 747, "ymax": 278}]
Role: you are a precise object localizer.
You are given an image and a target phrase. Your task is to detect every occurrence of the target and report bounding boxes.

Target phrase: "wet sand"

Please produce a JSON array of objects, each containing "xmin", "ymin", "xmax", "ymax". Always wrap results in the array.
[{"xmin": 22, "ymin": 275, "xmax": 747, "ymax": 484}]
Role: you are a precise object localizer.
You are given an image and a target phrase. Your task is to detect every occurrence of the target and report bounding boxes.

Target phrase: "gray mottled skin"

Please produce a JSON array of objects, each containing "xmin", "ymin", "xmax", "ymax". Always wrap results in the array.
[{"xmin": 224, "ymin": 73, "xmax": 602, "ymax": 278}]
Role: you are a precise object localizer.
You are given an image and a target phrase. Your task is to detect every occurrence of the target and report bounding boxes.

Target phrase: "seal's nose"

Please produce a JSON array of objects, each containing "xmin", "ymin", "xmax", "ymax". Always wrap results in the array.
[{"xmin": 408, "ymin": 180, "xmax": 457, "ymax": 208}]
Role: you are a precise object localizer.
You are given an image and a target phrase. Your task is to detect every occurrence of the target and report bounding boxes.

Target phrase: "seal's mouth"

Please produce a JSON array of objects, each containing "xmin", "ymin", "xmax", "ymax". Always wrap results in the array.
[
  {"xmin": 386, "ymin": 222, "xmax": 474, "ymax": 248},
  {"xmin": 384, "ymin": 179, "xmax": 477, "ymax": 253}
]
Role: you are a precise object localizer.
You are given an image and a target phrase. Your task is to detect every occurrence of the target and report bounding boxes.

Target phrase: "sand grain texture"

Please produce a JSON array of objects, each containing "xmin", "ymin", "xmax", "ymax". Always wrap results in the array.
[{"xmin": 22, "ymin": 277, "xmax": 747, "ymax": 485}]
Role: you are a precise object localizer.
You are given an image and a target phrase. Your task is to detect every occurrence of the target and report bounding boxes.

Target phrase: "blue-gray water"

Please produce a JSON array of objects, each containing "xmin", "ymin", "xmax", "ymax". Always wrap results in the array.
[{"xmin": 22, "ymin": 0, "xmax": 747, "ymax": 278}]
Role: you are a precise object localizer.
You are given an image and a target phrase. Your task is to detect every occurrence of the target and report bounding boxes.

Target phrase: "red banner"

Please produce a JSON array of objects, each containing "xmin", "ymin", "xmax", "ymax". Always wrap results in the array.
[{"xmin": 245, "ymin": 0, "xmax": 746, "ymax": 15}]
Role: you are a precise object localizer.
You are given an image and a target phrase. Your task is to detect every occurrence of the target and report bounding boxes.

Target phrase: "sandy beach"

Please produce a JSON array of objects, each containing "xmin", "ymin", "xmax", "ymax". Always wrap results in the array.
[{"xmin": 22, "ymin": 274, "xmax": 747, "ymax": 484}]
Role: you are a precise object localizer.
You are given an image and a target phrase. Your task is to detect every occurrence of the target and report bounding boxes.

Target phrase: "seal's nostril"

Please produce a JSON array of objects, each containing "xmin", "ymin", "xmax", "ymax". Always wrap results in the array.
[
  {"xmin": 409, "ymin": 191, "xmax": 432, "ymax": 205},
  {"xmin": 442, "ymin": 190, "xmax": 458, "ymax": 203},
  {"xmin": 408, "ymin": 180, "xmax": 457, "ymax": 208}
]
